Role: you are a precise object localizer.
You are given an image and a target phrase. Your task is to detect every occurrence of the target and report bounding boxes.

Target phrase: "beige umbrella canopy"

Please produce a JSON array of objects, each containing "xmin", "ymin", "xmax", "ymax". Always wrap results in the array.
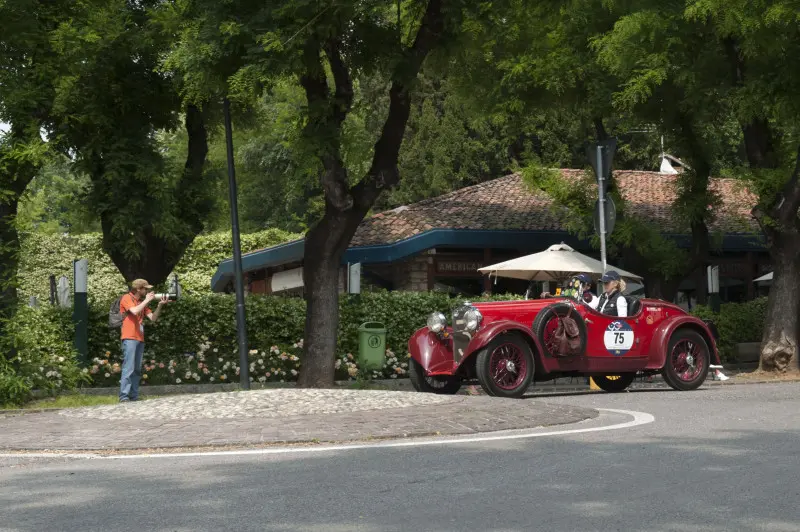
[{"xmin": 478, "ymin": 243, "xmax": 643, "ymax": 283}]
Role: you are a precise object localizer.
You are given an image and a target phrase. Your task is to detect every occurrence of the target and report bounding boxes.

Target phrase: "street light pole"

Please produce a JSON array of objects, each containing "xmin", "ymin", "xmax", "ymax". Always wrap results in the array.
[
  {"xmin": 223, "ymin": 97, "xmax": 250, "ymax": 390},
  {"xmin": 597, "ymin": 144, "xmax": 607, "ymax": 273}
]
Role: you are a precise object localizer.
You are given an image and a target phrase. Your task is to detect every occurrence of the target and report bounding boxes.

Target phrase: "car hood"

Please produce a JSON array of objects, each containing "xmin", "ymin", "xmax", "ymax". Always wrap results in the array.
[{"xmin": 470, "ymin": 299, "xmax": 558, "ymax": 319}]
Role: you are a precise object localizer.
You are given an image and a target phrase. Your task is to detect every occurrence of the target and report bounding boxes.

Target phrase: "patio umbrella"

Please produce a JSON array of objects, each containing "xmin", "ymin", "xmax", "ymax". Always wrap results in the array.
[{"xmin": 477, "ymin": 243, "xmax": 643, "ymax": 283}]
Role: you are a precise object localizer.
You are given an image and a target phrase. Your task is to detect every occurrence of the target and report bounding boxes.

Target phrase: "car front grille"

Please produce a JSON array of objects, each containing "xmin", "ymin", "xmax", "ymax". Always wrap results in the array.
[{"xmin": 451, "ymin": 305, "xmax": 473, "ymax": 364}]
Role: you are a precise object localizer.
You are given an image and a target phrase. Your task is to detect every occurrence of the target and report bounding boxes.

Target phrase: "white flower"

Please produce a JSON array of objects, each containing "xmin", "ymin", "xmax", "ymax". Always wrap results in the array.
[
  {"xmin": 249, "ymin": 349, "xmax": 258, "ymax": 355},
  {"xmin": 210, "ymin": 377, "xmax": 214, "ymax": 382},
  {"xmin": 213, "ymin": 348, "xmax": 219, "ymax": 353},
  {"xmin": 185, "ymin": 372, "xmax": 192, "ymax": 379},
  {"xmin": 176, "ymin": 378, "xmax": 182, "ymax": 383},
  {"xmin": 58, "ymin": 356, "xmax": 65, "ymax": 363},
  {"xmin": 390, "ymin": 374, "xmax": 397, "ymax": 379},
  {"xmin": 258, "ymin": 376, "xmax": 266, "ymax": 383},
  {"xmin": 290, "ymin": 369, "xmax": 298, "ymax": 376},
  {"xmin": 104, "ymin": 373, "xmax": 111, "ymax": 378}
]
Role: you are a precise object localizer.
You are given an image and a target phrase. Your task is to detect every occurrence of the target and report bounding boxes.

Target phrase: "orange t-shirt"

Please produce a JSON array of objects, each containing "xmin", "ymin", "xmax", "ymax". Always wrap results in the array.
[{"xmin": 119, "ymin": 293, "xmax": 152, "ymax": 342}]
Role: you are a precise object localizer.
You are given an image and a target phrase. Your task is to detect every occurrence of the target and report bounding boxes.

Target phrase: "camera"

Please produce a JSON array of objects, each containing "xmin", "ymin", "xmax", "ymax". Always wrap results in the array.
[{"xmin": 152, "ymin": 293, "xmax": 178, "ymax": 301}]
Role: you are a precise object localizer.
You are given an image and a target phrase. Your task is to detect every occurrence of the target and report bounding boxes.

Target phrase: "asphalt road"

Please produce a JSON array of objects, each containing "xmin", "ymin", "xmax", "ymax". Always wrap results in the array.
[{"xmin": 2, "ymin": 382, "xmax": 799, "ymax": 532}]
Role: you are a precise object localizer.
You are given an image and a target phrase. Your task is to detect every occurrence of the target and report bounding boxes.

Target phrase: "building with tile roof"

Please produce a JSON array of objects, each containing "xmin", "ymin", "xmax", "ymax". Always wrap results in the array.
[{"xmin": 211, "ymin": 169, "xmax": 770, "ymax": 303}]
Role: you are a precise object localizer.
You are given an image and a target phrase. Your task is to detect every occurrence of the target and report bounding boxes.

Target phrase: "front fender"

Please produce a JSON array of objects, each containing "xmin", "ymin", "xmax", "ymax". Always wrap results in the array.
[
  {"xmin": 647, "ymin": 315, "xmax": 721, "ymax": 369},
  {"xmin": 463, "ymin": 320, "xmax": 541, "ymax": 362},
  {"xmin": 407, "ymin": 327, "xmax": 457, "ymax": 375}
]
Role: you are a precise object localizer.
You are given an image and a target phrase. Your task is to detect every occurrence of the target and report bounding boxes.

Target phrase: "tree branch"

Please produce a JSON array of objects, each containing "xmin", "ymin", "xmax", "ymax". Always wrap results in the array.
[
  {"xmin": 323, "ymin": 38, "xmax": 353, "ymax": 127},
  {"xmin": 352, "ymin": 0, "xmax": 446, "ymax": 209},
  {"xmin": 300, "ymin": 37, "xmax": 352, "ymax": 212}
]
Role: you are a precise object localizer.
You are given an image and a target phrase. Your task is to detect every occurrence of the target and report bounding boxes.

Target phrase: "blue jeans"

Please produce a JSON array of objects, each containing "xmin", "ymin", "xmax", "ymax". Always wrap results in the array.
[{"xmin": 120, "ymin": 340, "xmax": 145, "ymax": 401}]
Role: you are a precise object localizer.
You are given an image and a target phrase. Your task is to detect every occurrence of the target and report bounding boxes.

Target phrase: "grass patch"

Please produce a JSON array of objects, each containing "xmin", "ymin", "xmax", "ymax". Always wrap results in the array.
[{"xmin": 1, "ymin": 394, "xmax": 159, "ymax": 410}]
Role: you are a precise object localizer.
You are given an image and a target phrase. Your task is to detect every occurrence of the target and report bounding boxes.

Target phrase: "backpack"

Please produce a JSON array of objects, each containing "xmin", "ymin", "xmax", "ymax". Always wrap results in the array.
[
  {"xmin": 552, "ymin": 306, "xmax": 583, "ymax": 356},
  {"xmin": 108, "ymin": 295, "xmax": 128, "ymax": 329}
]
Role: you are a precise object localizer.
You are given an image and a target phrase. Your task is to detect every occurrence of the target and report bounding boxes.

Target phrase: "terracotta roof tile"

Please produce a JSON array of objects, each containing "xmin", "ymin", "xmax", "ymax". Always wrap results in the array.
[{"xmin": 350, "ymin": 169, "xmax": 759, "ymax": 247}]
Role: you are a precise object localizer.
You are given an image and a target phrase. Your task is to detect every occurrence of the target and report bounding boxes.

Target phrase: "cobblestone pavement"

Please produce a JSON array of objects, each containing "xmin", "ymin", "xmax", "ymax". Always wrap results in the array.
[
  {"xmin": 0, "ymin": 389, "xmax": 597, "ymax": 451},
  {"xmin": 57, "ymin": 389, "xmax": 454, "ymax": 421}
]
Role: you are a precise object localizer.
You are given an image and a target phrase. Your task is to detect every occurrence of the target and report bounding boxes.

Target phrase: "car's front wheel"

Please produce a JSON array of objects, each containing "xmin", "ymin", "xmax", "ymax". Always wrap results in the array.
[
  {"xmin": 408, "ymin": 358, "xmax": 462, "ymax": 394},
  {"xmin": 475, "ymin": 333, "xmax": 534, "ymax": 398},
  {"xmin": 592, "ymin": 373, "xmax": 636, "ymax": 393},
  {"xmin": 662, "ymin": 329, "xmax": 710, "ymax": 391}
]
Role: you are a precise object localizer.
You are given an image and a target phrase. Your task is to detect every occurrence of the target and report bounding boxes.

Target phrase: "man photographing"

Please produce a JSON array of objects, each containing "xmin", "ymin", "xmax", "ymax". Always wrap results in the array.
[{"xmin": 118, "ymin": 279, "xmax": 170, "ymax": 402}]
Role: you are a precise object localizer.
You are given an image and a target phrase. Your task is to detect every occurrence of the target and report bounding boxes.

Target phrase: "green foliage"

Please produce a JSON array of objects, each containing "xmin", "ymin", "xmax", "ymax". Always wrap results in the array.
[
  {"xmin": 15, "ymin": 154, "xmax": 98, "ymax": 234},
  {"xmin": 522, "ymin": 163, "xmax": 689, "ymax": 280},
  {"xmin": 0, "ymin": 305, "xmax": 88, "ymax": 405},
  {"xmin": 16, "ymin": 228, "xmax": 301, "ymax": 302},
  {"xmin": 691, "ymin": 298, "xmax": 768, "ymax": 362},
  {"xmin": 0, "ymin": 370, "xmax": 31, "ymax": 407}
]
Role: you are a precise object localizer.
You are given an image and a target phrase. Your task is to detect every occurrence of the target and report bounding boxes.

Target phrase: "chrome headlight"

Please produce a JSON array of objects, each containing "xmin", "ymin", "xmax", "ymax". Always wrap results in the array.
[
  {"xmin": 464, "ymin": 307, "xmax": 482, "ymax": 331},
  {"xmin": 426, "ymin": 312, "xmax": 447, "ymax": 333}
]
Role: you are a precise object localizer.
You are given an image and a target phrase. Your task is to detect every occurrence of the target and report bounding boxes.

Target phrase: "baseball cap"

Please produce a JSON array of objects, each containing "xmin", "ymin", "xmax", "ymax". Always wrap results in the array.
[
  {"xmin": 131, "ymin": 279, "xmax": 154, "ymax": 290},
  {"xmin": 575, "ymin": 273, "xmax": 592, "ymax": 284},
  {"xmin": 600, "ymin": 270, "xmax": 620, "ymax": 283}
]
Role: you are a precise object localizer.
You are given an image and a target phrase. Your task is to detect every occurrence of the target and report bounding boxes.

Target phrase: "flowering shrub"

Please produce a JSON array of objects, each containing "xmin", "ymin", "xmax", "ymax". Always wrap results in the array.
[{"xmin": 0, "ymin": 306, "xmax": 89, "ymax": 404}]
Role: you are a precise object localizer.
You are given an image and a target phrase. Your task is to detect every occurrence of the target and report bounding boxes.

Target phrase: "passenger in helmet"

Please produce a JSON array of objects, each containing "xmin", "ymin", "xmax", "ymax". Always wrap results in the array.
[{"xmin": 541, "ymin": 273, "xmax": 597, "ymax": 304}]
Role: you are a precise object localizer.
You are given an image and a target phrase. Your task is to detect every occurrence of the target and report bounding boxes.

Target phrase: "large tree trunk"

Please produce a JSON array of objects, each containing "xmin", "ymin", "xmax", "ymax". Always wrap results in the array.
[
  {"xmin": 758, "ymin": 234, "xmax": 800, "ymax": 372},
  {"xmin": 726, "ymin": 43, "xmax": 800, "ymax": 373},
  {"xmin": 747, "ymin": 141, "xmax": 800, "ymax": 373},
  {"xmin": 97, "ymin": 104, "xmax": 209, "ymax": 285},
  {"xmin": 297, "ymin": 0, "xmax": 446, "ymax": 387},
  {"xmin": 298, "ymin": 211, "xmax": 365, "ymax": 387}
]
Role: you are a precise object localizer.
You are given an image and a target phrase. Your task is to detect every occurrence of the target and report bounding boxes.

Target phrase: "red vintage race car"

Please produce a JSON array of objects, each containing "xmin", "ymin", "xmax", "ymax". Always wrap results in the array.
[{"xmin": 407, "ymin": 296, "xmax": 723, "ymax": 397}]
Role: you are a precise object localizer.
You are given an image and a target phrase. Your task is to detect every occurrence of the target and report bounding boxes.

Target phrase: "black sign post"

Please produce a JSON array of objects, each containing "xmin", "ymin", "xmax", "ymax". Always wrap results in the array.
[
  {"xmin": 587, "ymin": 138, "xmax": 617, "ymax": 272},
  {"xmin": 223, "ymin": 97, "xmax": 250, "ymax": 391}
]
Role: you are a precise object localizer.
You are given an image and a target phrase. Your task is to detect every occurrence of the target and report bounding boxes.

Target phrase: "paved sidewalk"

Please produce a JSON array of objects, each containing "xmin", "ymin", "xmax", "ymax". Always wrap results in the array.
[{"xmin": 0, "ymin": 389, "xmax": 597, "ymax": 452}]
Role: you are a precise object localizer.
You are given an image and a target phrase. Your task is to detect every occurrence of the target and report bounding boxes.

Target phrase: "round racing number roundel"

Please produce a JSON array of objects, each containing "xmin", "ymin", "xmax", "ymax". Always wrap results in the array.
[{"xmin": 604, "ymin": 321, "xmax": 634, "ymax": 356}]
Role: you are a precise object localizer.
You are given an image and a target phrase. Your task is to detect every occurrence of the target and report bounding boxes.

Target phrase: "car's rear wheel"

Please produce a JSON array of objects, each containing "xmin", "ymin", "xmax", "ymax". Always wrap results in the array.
[
  {"xmin": 475, "ymin": 333, "xmax": 534, "ymax": 398},
  {"xmin": 592, "ymin": 373, "xmax": 636, "ymax": 393},
  {"xmin": 408, "ymin": 358, "xmax": 461, "ymax": 394},
  {"xmin": 662, "ymin": 329, "xmax": 710, "ymax": 391}
]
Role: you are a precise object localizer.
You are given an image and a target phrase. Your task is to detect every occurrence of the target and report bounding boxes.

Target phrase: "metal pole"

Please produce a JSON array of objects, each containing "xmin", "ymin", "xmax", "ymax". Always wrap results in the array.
[
  {"xmin": 223, "ymin": 97, "xmax": 250, "ymax": 390},
  {"xmin": 597, "ymin": 145, "xmax": 608, "ymax": 273}
]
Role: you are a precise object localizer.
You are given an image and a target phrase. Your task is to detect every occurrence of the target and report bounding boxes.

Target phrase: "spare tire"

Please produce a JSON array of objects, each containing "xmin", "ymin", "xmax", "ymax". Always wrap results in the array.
[{"xmin": 532, "ymin": 303, "xmax": 588, "ymax": 358}]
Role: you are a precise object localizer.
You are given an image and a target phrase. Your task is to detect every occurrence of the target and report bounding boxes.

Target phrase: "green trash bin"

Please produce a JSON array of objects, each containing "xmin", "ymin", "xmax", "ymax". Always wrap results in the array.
[{"xmin": 357, "ymin": 321, "xmax": 386, "ymax": 371}]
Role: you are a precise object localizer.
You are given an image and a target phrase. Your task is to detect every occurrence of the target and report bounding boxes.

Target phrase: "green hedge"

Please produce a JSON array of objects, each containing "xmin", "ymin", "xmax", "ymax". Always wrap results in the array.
[
  {"xmin": 17, "ymin": 228, "xmax": 301, "ymax": 301},
  {"xmin": 690, "ymin": 297, "xmax": 767, "ymax": 362}
]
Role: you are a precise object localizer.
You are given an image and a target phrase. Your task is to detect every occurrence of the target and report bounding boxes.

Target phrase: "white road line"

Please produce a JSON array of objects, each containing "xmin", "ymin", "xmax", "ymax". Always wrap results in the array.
[{"xmin": 0, "ymin": 408, "xmax": 653, "ymax": 460}]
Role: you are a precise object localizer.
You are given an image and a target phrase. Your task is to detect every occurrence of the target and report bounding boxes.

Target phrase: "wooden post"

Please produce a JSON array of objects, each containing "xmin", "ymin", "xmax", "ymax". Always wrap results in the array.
[
  {"xmin": 483, "ymin": 248, "xmax": 492, "ymax": 295},
  {"xmin": 746, "ymin": 252, "xmax": 755, "ymax": 300}
]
